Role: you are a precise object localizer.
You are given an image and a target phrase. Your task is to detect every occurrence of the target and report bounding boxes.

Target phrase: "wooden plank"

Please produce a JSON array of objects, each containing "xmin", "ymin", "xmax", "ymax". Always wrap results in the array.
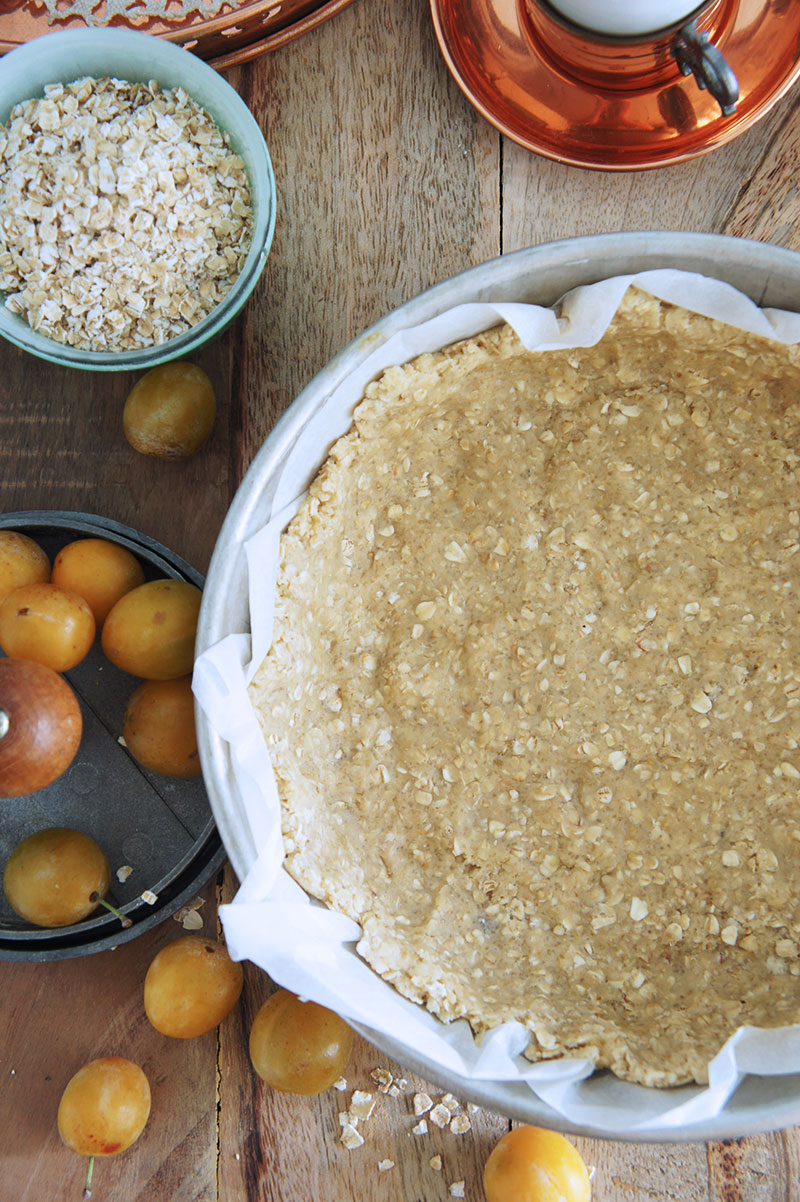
[
  {"xmin": 0, "ymin": 331, "xmax": 235, "ymax": 576},
  {"xmin": 0, "ymin": 883, "xmax": 220, "ymax": 1201},
  {"xmin": 230, "ymin": 0, "xmax": 499, "ymax": 474},
  {"xmin": 218, "ymin": 863, "xmax": 510, "ymax": 1202},
  {"xmin": 501, "ymin": 91, "xmax": 799, "ymax": 251},
  {"xmin": 4, "ymin": 0, "xmax": 800, "ymax": 1195},
  {"xmin": 723, "ymin": 97, "xmax": 800, "ymax": 250}
]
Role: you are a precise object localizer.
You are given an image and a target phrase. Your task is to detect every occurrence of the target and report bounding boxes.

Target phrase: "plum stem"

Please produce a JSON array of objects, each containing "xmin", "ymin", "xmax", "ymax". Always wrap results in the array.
[
  {"xmin": 83, "ymin": 1155, "xmax": 94, "ymax": 1199},
  {"xmin": 90, "ymin": 893, "xmax": 132, "ymax": 929}
]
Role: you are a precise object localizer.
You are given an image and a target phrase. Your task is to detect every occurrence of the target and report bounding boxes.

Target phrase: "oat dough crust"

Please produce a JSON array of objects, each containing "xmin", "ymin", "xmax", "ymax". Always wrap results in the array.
[{"xmin": 250, "ymin": 289, "xmax": 800, "ymax": 1087}]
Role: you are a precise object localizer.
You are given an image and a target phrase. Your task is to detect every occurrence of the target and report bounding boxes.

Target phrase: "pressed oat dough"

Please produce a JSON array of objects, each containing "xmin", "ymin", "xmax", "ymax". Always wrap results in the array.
[{"xmin": 250, "ymin": 288, "xmax": 800, "ymax": 1087}]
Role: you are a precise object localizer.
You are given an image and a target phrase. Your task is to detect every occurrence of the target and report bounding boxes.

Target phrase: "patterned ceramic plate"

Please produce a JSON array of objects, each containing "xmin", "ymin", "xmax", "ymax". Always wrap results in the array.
[{"xmin": 0, "ymin": 0, "xmax": 356, "ymax": 70}]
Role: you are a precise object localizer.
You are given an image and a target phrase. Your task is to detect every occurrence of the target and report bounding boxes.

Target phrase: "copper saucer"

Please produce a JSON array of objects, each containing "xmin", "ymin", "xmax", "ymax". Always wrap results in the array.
[{"xmin": 430, "ymin": 0, "xmax": 800, "ymax": 170}]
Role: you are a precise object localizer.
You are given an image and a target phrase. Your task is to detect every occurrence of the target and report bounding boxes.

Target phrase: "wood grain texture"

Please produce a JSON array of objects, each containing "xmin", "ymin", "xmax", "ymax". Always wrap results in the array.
[
  {"xmin": 723, "ymin": 99, "xmax": 800, "ymax": 249},
  {"xmin": 4, "ymin": 0, "xmax": 800, "ymax": 1195},
  {"xmin": 0, "ymin": 881, "xmax": 221, "ymax": 1202},
  {"xmin": 231, "ymin": 0, "xmax": 499, "ymax": 475},
  {"xmin": 0, "ymin": 332, "xmax": 234, "ymax": 576},
  {"xmin": 500, "ymin": 92, "xmax": 799, "ymax": 252}
]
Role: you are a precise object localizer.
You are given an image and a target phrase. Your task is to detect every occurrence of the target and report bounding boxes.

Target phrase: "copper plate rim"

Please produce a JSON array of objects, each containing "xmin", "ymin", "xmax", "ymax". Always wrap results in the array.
[{"xmin": 429, "ymin": 0, "xmax": 800, "ymax": 170}]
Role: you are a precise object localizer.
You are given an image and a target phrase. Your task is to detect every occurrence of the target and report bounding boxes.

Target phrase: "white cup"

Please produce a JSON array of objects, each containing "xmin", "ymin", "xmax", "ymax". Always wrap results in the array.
[{"xmin": 546, "ymin": 0, "xmax": 706, "ymax": 35}]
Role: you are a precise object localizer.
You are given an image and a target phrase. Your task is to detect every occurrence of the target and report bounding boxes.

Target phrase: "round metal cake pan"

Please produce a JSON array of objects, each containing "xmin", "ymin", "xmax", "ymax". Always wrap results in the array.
[
  {"xmin": 196, "ymin": 231, "xmax": 800, "ymax": 1142},
  {"xmin": 0, "ymin": 511, "xmax": 226, "ymax": 961}
]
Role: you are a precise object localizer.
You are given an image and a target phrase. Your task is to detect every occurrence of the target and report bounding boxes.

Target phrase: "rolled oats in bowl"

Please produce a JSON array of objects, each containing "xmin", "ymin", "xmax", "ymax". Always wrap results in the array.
[
  {"xmin": 0, "ymin": 29, "xmax": 275, "ymax": 370},
  {"xmin": 0, "ymin": 76, "xmax": 253, "ymax": 352}
]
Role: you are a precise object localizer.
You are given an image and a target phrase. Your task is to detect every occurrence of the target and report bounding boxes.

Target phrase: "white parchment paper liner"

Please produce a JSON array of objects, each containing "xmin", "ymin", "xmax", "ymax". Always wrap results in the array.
[{"xmin": 194, "ymin": 270, "xmax": 800, "ymax": 1134}]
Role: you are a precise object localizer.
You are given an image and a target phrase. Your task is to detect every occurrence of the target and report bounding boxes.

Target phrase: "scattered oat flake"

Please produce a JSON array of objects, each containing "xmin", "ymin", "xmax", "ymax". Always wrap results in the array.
[
  {"xmin": 413, "ymin": 1091, "xmax": 433, "ymax": 1116},
  {"xmin": 440, "ymin": 1092, "xmax": 460, "ymax": 1112},
  {"xmin": 411, "ymin": 1119, "xmax": 428, "ymax": 1136},
  {"xmin": 429, "ymin": 1103, "xmax": 451, "ymax": 1128},
  {"xmin": 449, "ymin": 1181, "xmax": 466, "ymax": 1198},
  {"xmin": 377, "ymin": 1160, "xmax": 395, "ymax": 1172},
  {"xmin": 340, "ymin": 1123, "xmax": 364, "ymax": 1149},
  {"xmin": 429, "ymin": 1156, "xmax": 442, "ymax": 1172},
  {"xmin": 450, "ymin": 1114, "xmax": 471, "ymax": 1134},
  {"xmin": 370, "ymin": 1067, "xmax": 392, "ymax": 1092},
  {"xmin": 349, "ymin": 1091, "xmax": 375, "ymax": 1121},
  {"xmin": 173, "ymin": 895, "xmax": 206, "ymax": 927},
  {"xmin": 141, "ymin": 890, "xmax": 158, "ymax": 905},
  {"xmin": 333, "ymin": 1077, "xmax": 348, "ymax": 1091},
  {"xmin": 116, "ymin": 865, "xmax": 133, "ymax": 883}
]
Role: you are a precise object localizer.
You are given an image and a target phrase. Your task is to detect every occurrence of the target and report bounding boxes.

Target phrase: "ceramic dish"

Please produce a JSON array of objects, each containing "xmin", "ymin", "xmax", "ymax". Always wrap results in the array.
[
  {"xmin": 0, "ymin": 29, "xmax": 276, "ymax": 370},
  {"xmin": 203, "ymin": 0, "xmax": 356, "ymax": 70},
  {"xmin": 429, "ymin": 0, "xmax": 800, "ymax": 170},
  {"xmin": 195, "ymin": 232, "xmax": 800, "ymax": 1141},
  {"xmin": 0, "ymin": 0, "xmax": 356, "ymax": 71},
  {"xmin": 0, "ymin": 511, "xmax": 226, "ymax": 962}
]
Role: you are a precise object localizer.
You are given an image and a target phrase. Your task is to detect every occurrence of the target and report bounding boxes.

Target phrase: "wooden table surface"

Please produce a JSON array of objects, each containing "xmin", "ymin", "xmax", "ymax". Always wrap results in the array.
[{"xmin": 3, "ymin": 0, "xmax": 800, "ymax": 1197}]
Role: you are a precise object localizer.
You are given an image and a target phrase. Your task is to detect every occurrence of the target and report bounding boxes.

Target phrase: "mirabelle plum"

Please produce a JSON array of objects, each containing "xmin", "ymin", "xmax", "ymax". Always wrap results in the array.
[
  {"xmin": 0, "ymin": 657, "xmax": 82, "ymax": 797},
  {"xmin": 144, "ymin": 936, "xmax": 243, "ymax": 1038},
  {"xmin": 248, "ymin": 990, "xmax": 354, "ymax": 1095},
  {"xmin": 101, "ymin": 579, "xmax": 202, "ymax": 679},
  {"xmin": 0, "ymin": 582, "xmax": 95, "ymax": 671},
  {"xmin": 123, "ymin": 362, "xmax": 216, "ymax": 460},
  {"xmin": 122, "ymin": 676, "xmax": 200, "ymax": 778},
  {"xmin": 483, "ymin": 1126, "xmax": 592, "ymax": 1202},
  {"xmin": 58, "ymin": 1057, "xmax": 151, "ymax": 1157},
  {"xmin": 0, "ymin": 530, "xmax": 50, "ymax": 605},
  {"xmin": 3, "ymin": 828, "xmax": 110, "ymax": 927},
  {"xmin": 51, "ymin": 538, "xmax": 145, "ymax": 625}
]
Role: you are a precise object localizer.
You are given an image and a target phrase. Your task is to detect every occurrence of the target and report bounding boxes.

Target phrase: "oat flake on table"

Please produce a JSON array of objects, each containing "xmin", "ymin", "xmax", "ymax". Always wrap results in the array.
[
  {"xmin": 249, "ymin": 287, "xmax": 800, "ymax": 1088},
  {"xmin": 0, "ymin": 76, "xmax": 252, "ymax": 351}
]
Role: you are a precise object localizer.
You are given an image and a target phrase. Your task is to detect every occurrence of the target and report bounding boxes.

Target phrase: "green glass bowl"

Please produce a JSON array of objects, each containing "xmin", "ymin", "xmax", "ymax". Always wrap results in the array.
[{"xmin": 0, "ymin": 29, "xmax": 276, "ymax": 371}]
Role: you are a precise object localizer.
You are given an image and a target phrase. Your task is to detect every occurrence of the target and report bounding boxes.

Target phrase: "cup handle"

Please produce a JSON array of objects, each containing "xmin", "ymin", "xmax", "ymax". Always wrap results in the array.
[{"xmin": 672, "ymin": 20, "xmax": 739, "ymax": 117}]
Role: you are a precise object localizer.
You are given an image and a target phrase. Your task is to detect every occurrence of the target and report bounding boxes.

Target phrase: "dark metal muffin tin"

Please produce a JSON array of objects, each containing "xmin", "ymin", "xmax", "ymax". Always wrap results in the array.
[{"xmin": 0, "ymin": 510, "xmax": 226, "ymax": 961}]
